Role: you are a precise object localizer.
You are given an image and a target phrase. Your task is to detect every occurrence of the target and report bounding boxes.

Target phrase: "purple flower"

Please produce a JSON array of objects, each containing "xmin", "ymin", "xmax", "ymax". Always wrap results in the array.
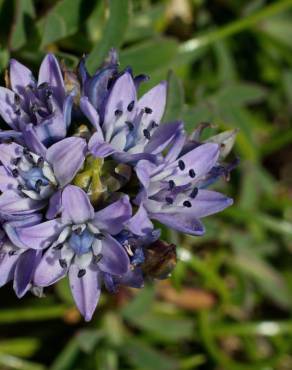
[
  {"xmin": 0, "ymin": 54, "xmax": 74, "ymax": 147},
  {"xmin": 0, "ymin": 213, "xmax": 42, "ymax": 297},
  {"xmin": 8, "ymin": 185, "xmax": 132, "ymax": 320},
  {"xmin": 0, "ymin": 137, "xmax": 86, "ymax": 216},
  {"xmin": 133, "ymin": 141, "xmax": 233, "ymax": 235},
  {"xmin": 80, "ymin": 64, "xmax": 183, "ymax": 163}
]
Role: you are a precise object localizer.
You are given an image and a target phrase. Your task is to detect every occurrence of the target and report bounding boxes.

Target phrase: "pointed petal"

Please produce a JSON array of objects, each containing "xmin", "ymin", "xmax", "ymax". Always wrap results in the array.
[
  {"xmin": 137, "ymin": 81, "xmax": 167, "ymax": 126},
  {"xmin": 98, "ymin": 234, "xmax": 129, "ymax": 275},
  {"xmin": 0, "ymin": 245, "xmax": 19, "ymax": 287},
  {"xmin": 93, "ymin": 196, "xmax": 132, "ymax": 235},
  {"xmin": 10, "ymin": 59, "xmax": 35, "ymax": 95},
  {"xmin": 46, "ymin": 137, "xmax": 87, "ymax": 187},
  {"xmin": 62, "ymin": 185, "xmax": 94, "ymax": 224},
  {"xmin": 69, "ymin": 264, "xmax": 101, "ymax": 321},
  {"xmin": 150, "ymin": 212, "xmax": 205, "ymax": 236},
  {"xmin": 0, "ymin": 190, "xmax": 46, "ymax": 215},
  {"xmin": 127, "ymin": 205, "xmax": 153, "ymax": 236},
  {"xmin": 63, "ymin": 94, "xmax": 74, "ymax": 128},
  {"xmin": 88, "ymin": 132, "xmax": 115, "ymax": 158},
  {"xmin": 7, "ymin": 218, "xmax": 64, "ymax": 249},
  {"xmin": 145, "ymin": 121, "xmax": 184, "ymax": 155},
  {"xmin": 80, "ymin": 97, "xmax": 103, "ymax": 138},
  {"xmin": 0, "ymin": 142, "xmax": 23, "ymax": 170},
  {"xmin": 0, "ymin": 166, "xmax": 18, "ymax": 192},
  {"xmin": 46, "ymin": 189, "xmax": 62, "ymax": 219},
  {"xmin": 22, "ymin": 124, "xmax": 47, "ymax": 157},
  {"xmin": 33, "ymin": 246, "xmax": 68, "ymax": 286},
  {"xmin": 38, "ymin": 54, "xmax": 65, "ymax": 104},
  {"xmin": 13, "ymin": 249, "xmax": 41, "ymax": 298},
  {"xmin": 0, "ymin": 87, "xmax": 19, "ymax": 129},
  {"xmin": 33, "ymin": 113, "xmax": 67, "ymax": 145}
]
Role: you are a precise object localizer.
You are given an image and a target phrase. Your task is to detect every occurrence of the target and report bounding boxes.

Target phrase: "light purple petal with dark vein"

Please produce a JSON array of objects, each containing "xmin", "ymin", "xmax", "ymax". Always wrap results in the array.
[
  {"xmin": 93, "ymin": 196, "xmax": 132, "ymax": 235},
  {"xmin": 63, "ymin": 94, "xmax": 74, "ymax": 128},
  {"xmin": 0, "ymin": 87, "xmax": 19, "ymax": 129},
  {"xmin": 103, "ymin": 72, "xmax": 137, "ymax": 133},
  {"xmin": 34, "ymin": 113, "xmax": 67, "ymax": 146},
  {"xmin": 112, "ymin": 151, "xmax": 157, "ymax": 164},
  {"xmin": 8, "ymin": 218, "xmax": 64, "ymax": 249},
  {"xmin": 127, "ymin": 205, "xmax": 153, "ymax": 236},
  {"xmin": 22, "ymin": 124, "xmax": 47, "ymax": 157},
  {"xmin": 0, "ymin": 190, "xmax": 46, "ymax": 215},
  {"xmin": 0, "ymin": 243, "xmax": 19, "ymax": 287},
  {"xmin": 0, "ymin": 166, "xmax": 18, "ymax": 192},
  {"xmin": 46, "ymin": 137, "xmax": 87, "ymax": 187},
  {"xmin": 88, "ymin": 132, "xmax": 115, "ymax": 158},
  {"xmin": 145, "ymin": 121, "xmax": 184, "ymax": 155},
  {"xmin": 137, "ymin": 81, "xmax": 167, "ymax": 126},
  {"xmin": 0, "ymin": 142, "xmax": 23, "ymax": 169},
  {"xmin": 5, "ymin": 212, "xmax": 42, "ymax": 228},
  {"xmin": 62, "ymin": 185, "xmax": 94, "ymax": 225},
  {"xmin": 80, "ymin": 97, "xmax": 101, "ymax": 132},
  {"xmin": 98, "ymin": 234, "xmax": 129, "ymax": 275},
  {"xmin": 38, "ymin": 54, "xmax": 65, "ymax": 105},
  {"xmin": 150, "ymin": 212, "xmax": 205, "ymax": 236},
  {"xmin": 46, "ymin": 190, "xmax": 62, "ymax": 219},
  {"xmin": 10, "ymin": 59, "xmax": 35, "ymax": 95},
  {"xmin": 13, "ymin": 249, "xmax": 41, "ymax": 298},
  {"xmin": 34, "ymin": 246, "xmax": 67, "ymax": 286},
  {"xmin": 69, "ymin": 264, "xmax": 101, "ymax": 321},
  {"xmin": 0, "ymin": 130, "xmax": 23, "ymax": 142}
]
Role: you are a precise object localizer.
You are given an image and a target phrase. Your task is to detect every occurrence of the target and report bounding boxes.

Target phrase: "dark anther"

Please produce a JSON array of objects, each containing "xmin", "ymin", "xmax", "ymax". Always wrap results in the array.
[
  {"xmin": 25, "ymin": 153, "xmax": 34, "ymax": 163},
  {"xmin": 35, "ymin": 179, "xmax": 42, "ymax": 192},
  {"xmin": 9, "ymin": 250, "xmax": 17, "ymax": 256},
  {"xmin": 114, "ymin": 109, "xmax": 123, "ymax": 117},
  {"xmin": 183, "ymin": 200, "xmax": 192, "ymax": 208},
  {"xmin": 45, "ymin": 89, "xmax": 53, "ymax": 99},
  {"xmin": 30, "ymin": 103, "xmax": 38, "ymax": 114},
  {"xmin": 12, "ymin": 169, "xmax": 19, "ymax": 177},
  {"xmin": 59, "ymin": 259, "xmax": 67, "ymax": 269},
  {"xmin": 165, "ymin": 197, "xmax": 173, "ymax": 204},
  {"xmin": 151, "ymin": 120, "xmax": 158, "ymax": 129},
  {"xmin": 11, "ymin": 157, "xmax": 21, "ymax": 166},
  {"xmin": 143, "ymin": 129, "xmax": 151, "ymax": 140},
  {"xmin": 78, "ymin": 269, "xmax": 86, "ymax": 278},
  {"xmin": 95, "ymin": 233, "xmax": 105, "ymax": 240},
  {"xmin": 17, "ymin": 184, "xmax": 23, "ymax": 191},
  {"xmin": 23, "ymin": 147, "xmax": 29, "ymax": 155},
  {"xmin": 14, "ymin": 94, "xmax": 21, "ymax": 105},
  {"xmin": 178, "ymin": 160, "xmax": 185, "ymax": 171},
  {"xmin": 38, "ymin": 82, "xmax": 49, "ymax": 89},
  {"xmin": 127, "ymin": 100, "xmax": 135, "ymax": 112},
  {"xmin": 190, "ymin": 187, "xmax": 198, "ymax": 199},
  {"xmin": 168, "ymin": 180, "xmax": 175, "ymax": 190},
  {"xmin": 53, "ymin": 244, "xmax": 63, "ymax": 250},
  {"xmin": 125, "ymin": 121, "xmax": 134, "ymax": 131},
  {"xmin": 144, "ymin": 107, "xmax": 152, "ymax": 114},
  {"xmin": 26, "ymin": 84, "xmax": 34, "ymax": 90},
  {"xmin": 37, "ymin": 157, "xmax": 44, "ymax": 167},
  {"xmin": 107, "ymin": 77, "xmax": 114, "ymax": 90},
  {"xmin": 93, "ymin": 254, "xmax": 103, "ymax": 264},
  {"xmin": 14, "ymin": 108, "xmax": 21, "ymax": 116},
  {"xmin": 189, "ymin": 169, "xmax": 196, "ymax": 178},
  {"xmin": 75, "ymin": 227, "xmax": 83, "ymax": 235}
]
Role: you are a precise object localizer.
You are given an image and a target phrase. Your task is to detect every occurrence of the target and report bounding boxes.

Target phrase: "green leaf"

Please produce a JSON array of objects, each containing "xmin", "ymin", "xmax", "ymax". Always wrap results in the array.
[
  {"xmin": 119, "ymin": 38, "xmax": 178, "ymax": 75},
  {"xmin": 86, "ymin": 0, "xmax": 130, "ymax": 73},
  {"xmin": 0, "ymin": 338, "xmax": 39, "ymax": 357},
  {"xmin": 216, "ymin": 83, "xmax": 267, "ymax": 106},
  {"xmin": 162, "ymin": 71, "xmax": 184, "ymax": 123},
  {"xmin": 10, "ymin": 0, "xmax": 35, "ymax": 50},
  {"xmin": 121, "ymin": 337, "xmax": 178, "ymax": 370},
  {"xmin": 40, "ymin": 0, "xmax": 83, "ymax": 48}
]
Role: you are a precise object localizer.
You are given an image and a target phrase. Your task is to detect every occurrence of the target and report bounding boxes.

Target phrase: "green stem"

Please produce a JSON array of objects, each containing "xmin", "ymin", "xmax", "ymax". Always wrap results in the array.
[{"xmin": 179, "ymin": 0, "xmax": 292, "ymax": 56}]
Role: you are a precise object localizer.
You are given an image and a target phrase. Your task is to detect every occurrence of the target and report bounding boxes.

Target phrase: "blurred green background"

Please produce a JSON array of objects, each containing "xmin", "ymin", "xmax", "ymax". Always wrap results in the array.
[{"xmin": 1, "ymin": 0, "xmax": 292, "ymax": 369}]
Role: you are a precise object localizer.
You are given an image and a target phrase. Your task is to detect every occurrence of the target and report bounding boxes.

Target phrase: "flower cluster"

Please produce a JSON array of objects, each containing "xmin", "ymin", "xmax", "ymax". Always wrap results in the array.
[{"xmin": 0, "ymin": 50, "xmax": 235, "ymax": 320}]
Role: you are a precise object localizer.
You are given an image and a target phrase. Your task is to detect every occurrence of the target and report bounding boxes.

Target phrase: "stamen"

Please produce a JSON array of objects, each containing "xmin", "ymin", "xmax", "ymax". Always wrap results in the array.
[
  {"xmin": 151, "ymin": 120, "xmax": 158, "ymax": 129},
  {"xmin": 75, "ymin": 227, "xmax": 83, "ymax": 235},
  {"xmin": 190, "ymin": 187, "xmax": 198, "ymax": 199},
  {"xmin": 165, "ymin": 197, "xmax": 173, "ymax": 204},
  {"xmin": 95, "ymin": 233, "xmax": 105, "ymax": 240},
  {"xmin": 45, "ymin": 89, "xmax": 53, "ymax": 99},
  {"xmin": 92, "ymin": 254, "xmax": 103, "ymax": 264},
  {"xmin": 114, "ymin": 109, "xmax": 123, "ymax": 117},
  {"xmin": 11, "ymin": 157, "xmax": 21, "ymax": 166},
  {"xmin": 37, "ymin": 157, "xmax": 44, "ymax": 167},
  {"xmin": 127, "ymin": 100, "xmax": 135, "ymax": 112},
  {"xmin": 23, "ymin": 147, "xmax": 29, "ymax": 155},
  {"xmin": 14, "ymin": 108, "xmax": 21, "ymax": 116},
  {"xmin": 178, "ymin": 160, "xmax": 185, "ymax": 171},
  {"xmin": 38, "ymin": 82, "xmax": 49, "ymax": 89},
  {"xmin": 125, "ymin": 121, "xmax": 134, "ymax": 131},
  {"xmin": 59, "ymin": 259, "xmax": 67, "ymax": 269},
  {"xmin": 183, "ymin": 200, "xmax": 192, "ymax": 208},
  {"xmin": 143, "ymin": 129, "xmax": 151, "ymax": 140},
  {"xmin": 53, "ymin": 244, "xmax": 63, "ymax": 250},
  {"xmin": 78, "ymin": 269, "xmax": 86, "ymax": 278},
  {"xmin": 35, "ymin": 179, "xmax": 43, "ymax": 193},
  {"xmin": 12, "ymin": 169, "xmax": 19, "ymax": 177},
  {"xmin": 9, "ymin": 250, "xmax": 17, "ymax": 256},
  {"xmin": 17, "ymin": 184, "xmax": 23, "ymax": 191},
  {"xmin": 189, "ymin": 169, "xmax": 196, "ymax": 178},
  {"xmin": 144, "ymin": 107, "xmax": 152, "ymax": 114},
  {"xmin": 14, "ymin": 94, "xmax": 21, "ymax": 105},
  {"xmin": 168, "ymin": 180, "xmax": 175, "ymax": 190}
]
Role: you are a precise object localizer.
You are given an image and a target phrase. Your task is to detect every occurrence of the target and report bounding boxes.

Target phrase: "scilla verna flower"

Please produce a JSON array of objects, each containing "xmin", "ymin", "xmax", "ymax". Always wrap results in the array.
[{"xmin": 0, "ymin": 50, "xmax": 235, "ymax": 321}]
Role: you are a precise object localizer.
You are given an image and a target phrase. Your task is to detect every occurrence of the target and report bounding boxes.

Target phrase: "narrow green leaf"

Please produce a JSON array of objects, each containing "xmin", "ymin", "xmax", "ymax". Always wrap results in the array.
[
  {"xmin": 162, "ymin": 71, "xmax": 184, "ymax": 123},
  {"xmin": 86, "ymin": 0, "xmax": 129, "ymax": 73},
  {"xmin": 41, "ymin": 0, "xmax": 83, "ymax": 48},
  {"xmin": 10, "ymin": 0, "xmax": 35, "ymax": 50}
]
